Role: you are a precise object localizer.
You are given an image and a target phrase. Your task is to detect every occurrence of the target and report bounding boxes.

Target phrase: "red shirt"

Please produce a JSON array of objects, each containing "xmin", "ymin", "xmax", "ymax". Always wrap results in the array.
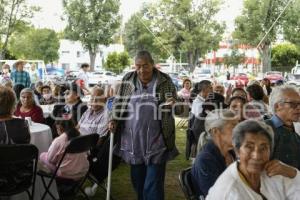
[{"xmin": 14, "ymin": 104, "xmax": 45, "ymax": 124}]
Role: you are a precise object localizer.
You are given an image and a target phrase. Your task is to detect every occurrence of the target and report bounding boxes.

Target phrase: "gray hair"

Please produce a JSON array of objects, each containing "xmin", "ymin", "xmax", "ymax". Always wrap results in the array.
[
  {"xmin": 20, "ymin": 88, "xmax": 36, "ymax": 105},
  {"xmin": 205, "ymin": 109, "xmax": 236, "ymax": 134},
  {"xmin": 135, "ymin": 50, "xmax": 154, "ymax": 65},
  {"xmin": 269, "ymin": 85, "xmax": 299, "ymax": 114},
  {"xmin": 232, "ymin": 120, "xmax": 274, "ymax": 153}
]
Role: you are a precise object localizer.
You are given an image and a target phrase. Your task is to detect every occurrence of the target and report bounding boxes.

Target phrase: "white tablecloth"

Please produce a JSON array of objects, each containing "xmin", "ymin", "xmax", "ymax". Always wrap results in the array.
[
  {"xmin": 40, "ymin": 105, "xmax": 55, "ymax": 118},
  {"xmin": 30, "ymin": 123, "xmax": 53, "ymax": 155}
]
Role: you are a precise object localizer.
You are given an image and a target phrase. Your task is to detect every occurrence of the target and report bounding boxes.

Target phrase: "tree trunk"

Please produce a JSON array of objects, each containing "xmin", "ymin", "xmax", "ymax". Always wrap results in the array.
[
  {"xmin": 0, "ymin": 49, "xmax": 6, "ymax": 60},
  {"xmin": 259, "ymin": 44, "xmax": 271, "ymax": 73},
  {"xmin": 0, "ymin": 35, "xmax": 11, "ymax": 59},
  {"xmin": 193, "ymin": 49, "xmax": 200, "ymax": 69},
  {"xmin": 187, "ymin": 51, "xmax": 195, "ymax": 73},
  {"xmin": 89, "ymin": 50, "xmax": 96, "ymax": 71},
  {"xmin": 0, "ymin": 0, "xmax": 19, "ymax": 60}
]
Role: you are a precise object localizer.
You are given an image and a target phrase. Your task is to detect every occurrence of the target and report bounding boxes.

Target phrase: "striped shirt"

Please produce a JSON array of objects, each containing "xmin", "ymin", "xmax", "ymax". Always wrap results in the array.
[
  {"xmin": 10, "ymin": 70, "xmax": 31, "ymax": 88},
  {"xmin": 78, "ymin": 108, "xmax": 109, "ymax": 137}
]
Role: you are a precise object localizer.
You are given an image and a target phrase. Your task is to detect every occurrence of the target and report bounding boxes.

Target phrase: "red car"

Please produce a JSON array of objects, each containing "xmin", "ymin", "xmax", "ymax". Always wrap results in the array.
[
  {"xmin": 231, "ymin": 73, "xmax": 249, "ymax": 87},
  {"xmin": 264, "ymin": 71, "xmax": 284, "ymax": 84}
]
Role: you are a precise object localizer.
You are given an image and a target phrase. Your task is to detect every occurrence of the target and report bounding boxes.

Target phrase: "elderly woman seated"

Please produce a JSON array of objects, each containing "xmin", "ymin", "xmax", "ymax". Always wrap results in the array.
[
  {"xmin": 14, "ymin": 88, "xmax": 44, "ymax": 123},
  {"xmin": 191, "ymin": 109, "xmax": 239, "ymax": 197},
  {"xmin": 78, "ymin": 86, "xmax": 109, "ymax": 141},
  {"xmin": 206, "ymin": 120, "xmax": 300, "ymax": 199}
]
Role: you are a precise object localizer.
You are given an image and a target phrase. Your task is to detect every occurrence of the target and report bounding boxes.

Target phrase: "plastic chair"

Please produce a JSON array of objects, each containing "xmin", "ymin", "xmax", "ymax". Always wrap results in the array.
[
  {"xmin": 0, "ymin": 144, "xmax": 38, "ymax": 200},
  {"xmin": 178, "ymin": 167, "xmax": 203, "ymax": 200},
  {"xmin": 38, "ymin": 133, "xmax": 99, "ymax": 200}
]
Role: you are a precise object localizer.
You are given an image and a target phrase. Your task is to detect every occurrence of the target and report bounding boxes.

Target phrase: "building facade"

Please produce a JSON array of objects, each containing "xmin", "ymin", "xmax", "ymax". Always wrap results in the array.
[{"xmin": 58, "ymin": 39, "xmax": 124, "ymax": 70}]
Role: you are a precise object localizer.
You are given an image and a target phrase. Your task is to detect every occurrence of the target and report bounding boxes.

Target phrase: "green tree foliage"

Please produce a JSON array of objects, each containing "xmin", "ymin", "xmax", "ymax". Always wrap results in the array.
[
  {"xmin": 123, "ymin": 7, "xmax": 167, "ymax": 62},
  {"xmin": 233, "ymin": 0, "xmax": 289, "ymax": 73},
  {"xmin": 271, "ymin": 43, "xmax": 300, "ymax": 72},
  {"xmin": 0, "ymin": 0, "xmax": 39, "ymax": 59},
  {"xmin": 223, "ymin": 48, "xmax": 246, "ymax": 73},
  {"xmin": 282, "ymin": 0, "xmax": 300, "ymax": 47},
  {"xmin": 9, "ymin": 28, "xmax": 60, "ymax": 63},
  {"xmin": 104, "ymin": 51, "xmax": 130, "ymax": 74},
  {"xmin": 148, "ymin": 0, "xmax": 225, "ymax": 72},
  {"xmin": 63, "ymin": 0, "xmax": 121, "ymax": 71}
]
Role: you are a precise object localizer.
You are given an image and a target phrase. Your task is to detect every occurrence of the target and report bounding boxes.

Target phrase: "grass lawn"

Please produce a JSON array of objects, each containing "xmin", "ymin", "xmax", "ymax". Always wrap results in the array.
[{"xmin": 77, "ymin": 121, "xmax": 191, "ymax": 200}]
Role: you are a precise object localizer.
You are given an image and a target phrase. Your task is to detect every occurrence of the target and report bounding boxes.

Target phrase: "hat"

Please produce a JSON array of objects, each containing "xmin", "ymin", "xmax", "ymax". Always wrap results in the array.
[{"xmin": 14, "ymin": 59, "xmax": 26, "ymax": 66}]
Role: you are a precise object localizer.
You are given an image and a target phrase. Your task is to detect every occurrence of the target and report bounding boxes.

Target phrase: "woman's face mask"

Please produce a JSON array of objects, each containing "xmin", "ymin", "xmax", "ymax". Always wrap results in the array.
[{"xmin": 43, "ymin": 93, "xmax": 52, "ymax": 100}]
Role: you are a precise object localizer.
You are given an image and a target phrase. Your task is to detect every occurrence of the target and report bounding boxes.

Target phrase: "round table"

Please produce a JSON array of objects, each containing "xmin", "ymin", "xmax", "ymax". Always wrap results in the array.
[
  {"xmin": 40, "ymin": 105, "xmax": 55, "ymax": 118},
  {"xmin": 29, "ymin": 122, "xmax": 53, "ymax": 155}
]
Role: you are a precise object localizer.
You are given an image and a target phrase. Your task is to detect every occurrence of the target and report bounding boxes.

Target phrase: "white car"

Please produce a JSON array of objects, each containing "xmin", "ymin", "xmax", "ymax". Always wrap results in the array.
[
  {"xmin": 287, "ymin": 74, "xmax": 300, "ymax": 86},
  {"xmin": 88, "ymin": 71, "xmax": 118, "ymax": 86},
  {"xmin": 192, "ymin": 68, "xmax": 212, "ymax": 83}
]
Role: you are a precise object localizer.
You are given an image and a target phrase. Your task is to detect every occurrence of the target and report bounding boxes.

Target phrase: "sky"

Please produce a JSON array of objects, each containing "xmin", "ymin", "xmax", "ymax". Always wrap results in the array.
[{"xmin": 27, "ymin": 0, "xmax": 244, "ymax": 33}]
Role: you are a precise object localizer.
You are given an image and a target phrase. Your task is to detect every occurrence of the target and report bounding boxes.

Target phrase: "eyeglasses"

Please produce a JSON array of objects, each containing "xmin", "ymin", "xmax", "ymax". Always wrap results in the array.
[{"xmin": 280, "ymin": 101, "xmax": 300, "ymax": 109}]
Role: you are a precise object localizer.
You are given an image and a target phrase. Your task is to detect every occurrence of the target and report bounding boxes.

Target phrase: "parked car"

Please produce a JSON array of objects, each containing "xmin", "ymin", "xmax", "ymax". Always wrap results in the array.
[
  {"xmin": 65, "ymin": 70, "xmax": 79, "ymax": 82},
  {"xmin": 89, "ymin": 71, "xmax": 118, "ymax": 86},
  {"xmin": 287, "ymin": 74, "xmax": 300, "ymax": 86},
  {"xmin": 192, "ymin": 68, "xmax": 212, "ymax": 83},
  {"xmin": 231, "ymin": 73, "xmax": 249, "ymax": 87},
  {"xmin": 264, "ymin": 71, "xmax": 284, "ymax": 84}
]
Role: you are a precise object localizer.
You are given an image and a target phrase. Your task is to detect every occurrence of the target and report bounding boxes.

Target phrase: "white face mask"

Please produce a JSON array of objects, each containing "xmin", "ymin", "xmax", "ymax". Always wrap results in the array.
[{"xmin": 43, "ymin": 94, "xmax": 52, "ymax": 100}]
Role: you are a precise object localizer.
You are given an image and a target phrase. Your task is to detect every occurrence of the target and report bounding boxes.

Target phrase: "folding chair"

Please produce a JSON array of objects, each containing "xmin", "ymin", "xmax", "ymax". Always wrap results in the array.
[
  {"xmin": 178, "ymin": 167, "xmax": 203, "ymax": 200},
  {"xmin": 186, "ymin": 113, "xmax": 198, "ymax": 160},
  {"xmin": 0, "ymin": 144, "xmax": 38, "ymax": 200},
  {"xmin": 176, "ymin": 102, "xmax": 190, "ymax": 128},
  {"xmin": 38, "ymin": 133, "xmax": 99, "ymax": 200}
]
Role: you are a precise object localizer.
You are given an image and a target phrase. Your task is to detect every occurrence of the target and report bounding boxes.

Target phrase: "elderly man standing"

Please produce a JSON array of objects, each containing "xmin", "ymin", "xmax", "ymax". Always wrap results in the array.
[
  {"xmin": 266, "ymin": 85, "xmax": 300, "ymax": 169},
  {"xmin": 10, "ymin": 60, "xmax": 31, "ymax": 88},
  {"xmin": 109, "ymin": 50, "xmax": 179, "ymax": 200}
]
